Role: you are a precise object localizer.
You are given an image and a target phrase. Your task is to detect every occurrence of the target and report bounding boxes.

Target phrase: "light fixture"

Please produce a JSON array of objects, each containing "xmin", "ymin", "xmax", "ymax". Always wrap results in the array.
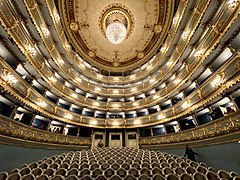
[
  {"xmin": 112, "ymin": 121, "xmax": 119, "ymax": 126},
  {"xmin": 54, "ymin": 13, "xmax": 60, "ymax": 22},
  {"xmin": 42, "ymin": 28, "xmax": 49, "ymax": 37},
  {"xmin": 194, "ymin": 50, "xmax": 203, "ymax": 57},
  {"xmin": 106, "ymin": 21, "xmax": 127, "ymax": 44},
  {"xmin": 64, "ymin": 113, "xmax": 72, "ymax": 119},
  {"xmin": 0, "ymin": 69, "xmax": 18, "ymax": 85},
  {"xmin": 133, "ymin": 102, "xmax": 138, "ymax": 106},
  {"xmin": 76, "ymin": 77, "xmax": 82, "ymax": 82},
  {"xmin": 49, "ymin": 76, "xmax": 57, "ymax": 83},
  {"xmin": 160, "ymin": 46, "xmax": 166, "ymax": 53},
  {"xmin": 182, "ymin": 101, "xmax": 191, "ymax": 109},
  {"xmin": 134, "ymin": 119, "xmax": 141, "ymax": 125},
  {"xmin": 131, "ymin": 87, "xmax": 137, "ymax": 92},
  {"xmin": 228, "ymin": 0, "xmax": 236, "ymax": 8},
  {"xmin": 211, "ymin": 75, "xmax": 222, "ymax": 87},
  {"xmin": 95, "ymin": 87, "xmax": 101, "ymax": 91},
  {"xmin": 113, "ymin": 90, "xmax": 119, "ymax": 94},
  {"xmin": 27, "ymin": 46, "xmax": 37, "ymax": 56},
  {"xmin": 71, "ymin": 93, "xmax": 78, "ymax": 98},
  {"xmin": 37, "ymin": 100, "xmax": 47, "ymax": 108},
  {"xmin": 100, "ymin": 4, "xmax": 133, "ymax": 45},
  {"xmin": 90, "ymin": 120, "xmax": 97, "ymax": 125},
  {"xmin": 93, "ymin": 102, "xmax": 99, "ymax": 106},
  {"xmin": 157, "ymin": 114, "xmax": 165, "ymax": 119},
  {"xmin": 166, "ymin": 61, "xmax": 173, "ymax": 67},
  {"xmin": 173, "ymin": 16, "xmax": 178, "ymax": 25},
  {"xmin": 65, "ymin": 43, "xmax": 71, "ymax": 50},
  {"xmin": 113, "ymin": 103, "xmax": 120, "ymax": 108},
  {"xmin": 182, "ymin": 31, "xmax": 189, "ymax": 40},
  {"xmin": 174, "ymin": 78, "xmax": 181, "ymax": 84},
  {"xmin": 149, "ymin": 79, "xmax": 155, "ymax": 83},
  {"xmin": 153, "ymin": 94, "xmax": 160, "ymax": 100},
  {"xmin": 58, "ymin": 59, "xmax": 64, "ymax": 65}
]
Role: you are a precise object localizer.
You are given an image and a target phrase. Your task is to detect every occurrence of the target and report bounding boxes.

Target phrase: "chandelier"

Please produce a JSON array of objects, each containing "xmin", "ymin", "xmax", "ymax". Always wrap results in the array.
[
  {"xmin": 106, "ymin": 21, "xmax": 127, "ymax": 44},
  {"xmin": 99, "ymin": 4, "xmax": 134, "ymax": 45}
]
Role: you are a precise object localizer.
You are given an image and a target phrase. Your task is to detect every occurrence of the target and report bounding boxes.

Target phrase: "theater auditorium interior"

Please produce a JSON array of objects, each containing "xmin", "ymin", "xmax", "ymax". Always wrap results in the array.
[{"xmin": 0, "ymin": 0, "xmax": 240, "ymax": 179}]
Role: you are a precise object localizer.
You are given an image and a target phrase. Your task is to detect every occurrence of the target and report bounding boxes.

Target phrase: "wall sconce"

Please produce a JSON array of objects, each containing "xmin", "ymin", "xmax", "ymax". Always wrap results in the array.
[
  {"xmin": 134, "ymin": 119, "xmax": 141, "ymax": 125},
  {"xmin": 64, "ymin": 113, "xmax": 72, "ymax": 119},
  {"xmin": 182, "ymin": 101, "xmax": 191, "ymax": 109},
  {"xmin": 0, "ymin": 69, "xmax": 18, "ymax": 86},
  {"xmin": 42, "ymin": 27, "xmax": 50, "ymax": 37},
  {"xmin": 37, "ymin": 99, "xmax": 47, "ymax": 108}
]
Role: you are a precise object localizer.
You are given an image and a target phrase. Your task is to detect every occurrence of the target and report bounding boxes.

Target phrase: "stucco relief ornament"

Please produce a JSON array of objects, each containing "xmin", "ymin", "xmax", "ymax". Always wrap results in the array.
[
  {"xmin": 154, "ymin": 24, "xmax": 162, "ymax": 33},
  {"xmin": 70, "ymin": 22, "xmax": 79, "ymax": 31}
]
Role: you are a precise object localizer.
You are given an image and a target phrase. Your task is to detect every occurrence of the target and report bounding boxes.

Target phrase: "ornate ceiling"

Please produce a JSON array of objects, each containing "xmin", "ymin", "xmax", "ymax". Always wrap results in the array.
[
  {"xmin": 0, "ymin": 0, "xmax": 239, "ymax": 130},
  {"xmin": 60, "ymin": 0, "xmax": 174, "ymax": 71}
]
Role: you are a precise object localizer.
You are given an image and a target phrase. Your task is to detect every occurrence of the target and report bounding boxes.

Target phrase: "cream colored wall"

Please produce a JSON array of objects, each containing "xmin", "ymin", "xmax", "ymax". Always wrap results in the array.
[{"xmin": 0, "ymin": 144, "xmax": 68, "ymax": 172}]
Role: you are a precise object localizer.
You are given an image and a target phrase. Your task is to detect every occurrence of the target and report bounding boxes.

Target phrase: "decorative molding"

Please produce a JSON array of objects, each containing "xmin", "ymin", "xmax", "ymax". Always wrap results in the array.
[
  {"xmin": 0, "ymin": 115, "xmax": 91, "ymax": 148},
  {"xmin": 139, "ymin": 111, "xmax": 240, "ymax": 147}
]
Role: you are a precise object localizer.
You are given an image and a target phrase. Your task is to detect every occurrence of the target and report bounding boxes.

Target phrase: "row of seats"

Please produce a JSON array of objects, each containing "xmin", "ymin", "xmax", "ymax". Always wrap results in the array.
[{"xmin": 0, "ymin": 147, "xmax": 239, "ymax": 179}]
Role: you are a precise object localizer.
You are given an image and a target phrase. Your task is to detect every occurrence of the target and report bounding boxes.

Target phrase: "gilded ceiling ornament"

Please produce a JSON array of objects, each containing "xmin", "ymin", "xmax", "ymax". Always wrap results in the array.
[
  {"xmin": 154, "ymin": 24, "xmax": 162, "ymax": 33},
  {"xmin": 88, "ymin": 51, "xmax": 95, "ymax": 58},
  {"xmin": 138, "ymin": 52, "xmax": 144, "ymax": 59},
  {"xmin": 70, "ymin": 22, "xmax": 79, "ymax": 31},
  {"xmin": 113, "ymin": 61, "xmax": 120, "ymax": 67},
  {"xmin": 61, "ymin": 0, "xmax": 174, "ymax": 71}
]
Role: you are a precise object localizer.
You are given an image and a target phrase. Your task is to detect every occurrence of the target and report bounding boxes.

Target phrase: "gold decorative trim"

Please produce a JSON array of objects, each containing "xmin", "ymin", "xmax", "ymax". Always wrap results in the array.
[
  {"xmin": 139, "ymin": 112, "xmax": 240, "ymax": 147},
  {"xmin": 0, "ymin": 115, "xmax": 91, "ymax": 147}
]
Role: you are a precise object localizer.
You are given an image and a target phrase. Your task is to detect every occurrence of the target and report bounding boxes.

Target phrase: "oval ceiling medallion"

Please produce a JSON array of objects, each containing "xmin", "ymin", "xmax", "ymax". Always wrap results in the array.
[{"xmin": 60, "ymin": 0, "xmax": 174, "ymax": 72}]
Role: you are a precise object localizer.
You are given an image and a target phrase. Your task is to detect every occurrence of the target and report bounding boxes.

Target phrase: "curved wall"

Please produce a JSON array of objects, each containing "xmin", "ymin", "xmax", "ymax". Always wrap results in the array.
[{"xmin": 154, "ymin": 142, "xmax": 240, "ymax": 174}]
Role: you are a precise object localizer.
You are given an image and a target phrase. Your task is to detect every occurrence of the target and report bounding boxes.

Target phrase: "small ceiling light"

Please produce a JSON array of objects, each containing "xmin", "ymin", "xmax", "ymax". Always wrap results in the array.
[
  {"xmin": 58, "ymin": 59, "xmax": 64, "ymax": 65},
  {"xmin": 49, "ymin": 76, "xmax": 57, "ymax": 83},
  {"xmin": 113, "ymin": 90, "xmax": 119, "ymax": 94},
  {"xmin": 112, "ymin": 121, "xmax": 119, "ymax": 126},
  {"xmin": 194, "ymin": 50, "xmax": 203, "ymax": 57},
  {"xmin": 93, "ymin": 102, "xmax": 99, "ymax": 106},
  {"xmin": 182, "ymin": 101, "xmax": 191, "ymax": 109},
  {"xmin": 153, "ymin": 94, "xmax": 160, "ymax": 100},
  {"xmin": 54, "ymin": 13, "xmax": 60, "ymax": 22},
  {"xmin": 211, "ymin": 75, "xmax": 222, "ymax": 87},
  {"xmin": 64, "ymin": 113, "xmax": 72, "ymax": 119},
  {"xmin": 28, "ymin": 46, "xmax": 37, "ymax": 56},
  {"xmin": 160, "ymin": 46, "xmax": 166, "ymax": 53},
  {"xmin": 37, "ymin": 100, "xmax": 47, "ymax": 108},
  {"xmin": 1, "ymin": 69, "xmax": 17, "ymax": 85},
  {"xmin": 133, "ymin": 102, "xmax": 138, "ymax": 106},
  {"xmin": 90, "ymin": 120, "xmax": 97, "ymax": 125},
  {"xmin": 134, "ymin": 119, "xmax": 141, "ymax": 125},
  {"xmin": 106, "ymin": 21, "xmax": 127, "ymax": 44},
  {"xmin": 71, "ymin": 93, "xmax": 78, "ymax": 98},
  {"xmin": 76, "ymin": 77, "xmax": 82, "ymax": 82},
  {"xmin": 173, "ymin": 16, "xmax": 178, "ymax": 25},
  {"xmin": 149, "ymin": 79, "xmax": 155, "ymax": 83},
  {"xmin": 131, "ymin": 87, "xmax": 137, "ymax": 92},
  {"xmin": 95, "ymin": 87, "xmax": 101, "ymax": 91},
  {"xmin": 65, "ymin": 43, "xmax": 71, "ymax": 50},
  {"xmin": 182, "ymin": 31, "xmax": 189, "ymax": 40},
  {"xmin": 174, "ymin": 78, "xmax": 181, "ymax": 84},
  {"xmin": 166, "ymin": 61, "xmax": 173, "ymax": 67},
  {"xmin": 113, "ymin": 103, "xmax": 120, "ymax": 108},
  {"xmin": 157, "ymin": 114, "xmax": 165, "ymax": 119},
  {"xmin": 229, "ymin": 0, "xmax": 236, "ymax": 8},
  {"xmin": 42, "ymin": 28, "xmax": 50, "ymax": 37}
]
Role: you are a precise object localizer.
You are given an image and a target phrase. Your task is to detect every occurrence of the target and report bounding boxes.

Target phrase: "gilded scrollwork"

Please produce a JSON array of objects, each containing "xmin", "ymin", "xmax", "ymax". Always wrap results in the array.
[
  {"xmin": 0, "ymin": 115, "xmax": 91, "ymax": 147},
  {"xmin": 139, "ymin": 112, "xmax": 240, "ymax": 146}
]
